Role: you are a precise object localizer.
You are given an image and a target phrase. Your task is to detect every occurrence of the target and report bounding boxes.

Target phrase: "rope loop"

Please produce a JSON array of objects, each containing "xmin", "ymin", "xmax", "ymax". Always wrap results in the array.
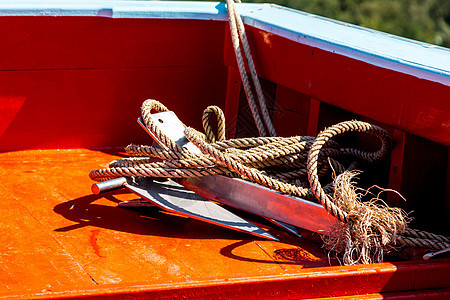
[
  {"xmin": 306, "ymin": 120, "xmax": 390, "ymax": 223},
  {"xmin": 90, "ymin": 100, "xmax": 449, "ymax": 262},
  {"xmin": 202, "ymin": 106, "xmax": 226, "ymax": 143},
  {"xmin": 141, "ymin": 99, "xmax": 184, "ymax": 153}
]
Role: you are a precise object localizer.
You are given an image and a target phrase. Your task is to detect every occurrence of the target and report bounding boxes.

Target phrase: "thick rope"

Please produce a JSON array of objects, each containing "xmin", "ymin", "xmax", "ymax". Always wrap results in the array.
[
  {"xmin": 89, "ymin": 2, "xmax": 449, "ymax": 262},
  {"xmin": 90, "ymin": 100, "xmax": 449, "ymax": 264},
  {"xmin": 226, "ymin": 0, "xmax": 276, "ymax": 137},
  {"xmin": 141, "ymin": 99, "xmax": 185, "ymax": 153},
  {"xmin": 306, "ymin": 121, "xmax": 390, "ymax": 223},
  {"xmin": 202, "ymin": 106, "xmax": 226, "ymax": 143},
  {"xmin": 220, "ymin": 3, "xmax": 448, "ymax": 262}
]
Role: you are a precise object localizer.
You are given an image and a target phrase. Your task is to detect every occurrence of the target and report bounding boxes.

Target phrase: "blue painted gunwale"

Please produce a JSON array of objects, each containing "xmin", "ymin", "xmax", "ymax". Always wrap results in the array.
[{"xmin": 1, "ymin": 1, "xmax": 449, "ymax": 85}]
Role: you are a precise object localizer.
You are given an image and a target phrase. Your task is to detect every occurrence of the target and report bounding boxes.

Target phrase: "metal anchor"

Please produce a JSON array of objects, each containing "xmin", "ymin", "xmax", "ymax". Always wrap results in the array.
[
  {"xmin": 137, "ymin": 111, "xmax": 303, "ymax": 238},
  {"xmin": 138, "ymin": 110, "xmax": 339, "ymax": 235},
  {"xmin": 91, "ymin": 110, "xmax": 340, "ymax": 240},
  {"xmin": 92, "ymin": 177, "xmax": 278, "ymax": 240}
]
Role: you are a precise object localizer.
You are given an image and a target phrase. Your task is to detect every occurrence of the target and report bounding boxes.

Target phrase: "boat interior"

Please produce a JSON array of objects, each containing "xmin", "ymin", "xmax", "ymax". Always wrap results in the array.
[{"xmin": 0, "ymin": 1, "xmax": 449, "ymax": 299}]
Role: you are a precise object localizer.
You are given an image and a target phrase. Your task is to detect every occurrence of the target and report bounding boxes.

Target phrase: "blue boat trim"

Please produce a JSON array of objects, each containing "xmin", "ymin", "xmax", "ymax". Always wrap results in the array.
[
  {"xmin": 1, "ymin": 1, "xmax": 448, "ymax": 84},
  {"xmin": 0, "ymin": 1, "xmax": 229, "ymax": 19},
  {"xmin": 238, "ymin": 4, "xmax": 450, "ymax": 85}
]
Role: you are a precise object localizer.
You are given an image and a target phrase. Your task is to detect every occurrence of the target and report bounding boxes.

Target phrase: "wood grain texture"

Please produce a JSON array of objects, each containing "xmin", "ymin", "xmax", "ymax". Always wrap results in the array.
[{"xmin": 0, "ymin": 149, "xmax": 340, "ymax": 299}]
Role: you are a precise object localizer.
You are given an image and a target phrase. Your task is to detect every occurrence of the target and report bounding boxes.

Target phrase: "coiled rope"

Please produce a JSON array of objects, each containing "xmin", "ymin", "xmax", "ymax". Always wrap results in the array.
[
  {"xmin": 90, "ymin": 1, "xmax": 448, "ymax": 264},
  {"xmin": 90, "ymin": 99, "xmax": 449, "ymax": 265}
]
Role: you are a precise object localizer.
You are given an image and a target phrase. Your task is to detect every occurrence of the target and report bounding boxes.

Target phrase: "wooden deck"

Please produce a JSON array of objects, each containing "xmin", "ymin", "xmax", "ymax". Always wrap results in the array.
[
  {"xmin": 0, "ymin": 149, "xmax": 324, "ymax": 297},
  {"xmin": 1, "ymin": 149, "xmax": 449, "ymax": 299}
]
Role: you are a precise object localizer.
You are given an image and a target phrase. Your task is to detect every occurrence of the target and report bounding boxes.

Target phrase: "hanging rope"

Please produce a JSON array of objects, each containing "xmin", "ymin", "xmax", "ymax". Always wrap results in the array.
[
  {"xmin": 226, "ymin": 0, "xmax": 276, "ymax": 137},
  {"xmin": 90, "ymin": 99, "xmax": 449, "ymax": 265}
]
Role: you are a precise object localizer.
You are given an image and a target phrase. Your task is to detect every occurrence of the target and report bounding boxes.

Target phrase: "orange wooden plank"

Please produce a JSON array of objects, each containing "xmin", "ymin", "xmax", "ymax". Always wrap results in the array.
[
  {"xmin": 0, "ymin": 185, "xmax": 95, "ymax": 296},
  {"xmin": 0, "ymin": 149, "xmax": 333, "ymax": 298},
  {"xmin": 0, "ymin": 149, "xmax": 449, "ymax": 299},
  {"xmin": 0, "ymin": 151, "xmax": 203, "ymax": 284},
  {"xmin": 252, "ymin": 233, "xmax": 328, "ymax": 271},
  {"xmin": 4, "ymin": 258, "xmax": 450, "ymax": 299}
]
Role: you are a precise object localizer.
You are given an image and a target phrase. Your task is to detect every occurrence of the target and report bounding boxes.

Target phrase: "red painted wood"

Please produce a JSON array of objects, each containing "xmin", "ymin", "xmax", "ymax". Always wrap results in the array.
[
  {"xmin": 388, "ymin": 130, "xmax": 406, "ymax": 207},
  {"xmin": 0, "ymin": 17, "xmax": 225, "ymax": 70},
  {"xmin": 307, "ymin": 98, "xmax": 321, "ymax": 136},
  {"xmin": 272, "ymin": 85, "xmax": 310, "ymax": 137},
  {"xmin": 392, "ymin": 133, "xmax": 448, "ymax": 234},
  {"xmin": 224, "ymin": 67, "xmax": 242, "ymax": 139},
  {"xmin": 233, "ymin": 77, "xmax": 277, "ymax": 138},
  {"xmin": 0, "ymin": 17, "xmax": 228, "ymax": 152},
  {"xmin": 224, "ymin": 25, "xmax": 450, "ymax": 146},
  {"xmin": 447, "ymin": 151, "xmax": 450, "ymax": 217},
  {"xmin": 0, "ymin": 67, "xmax": 227, "ymax": 152}
]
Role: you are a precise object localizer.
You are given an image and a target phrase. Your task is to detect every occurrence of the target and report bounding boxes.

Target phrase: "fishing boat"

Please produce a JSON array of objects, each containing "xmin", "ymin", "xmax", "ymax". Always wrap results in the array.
[{"xmin": 1, "ymin": 1, "xmax": 449, "ymax": 299}]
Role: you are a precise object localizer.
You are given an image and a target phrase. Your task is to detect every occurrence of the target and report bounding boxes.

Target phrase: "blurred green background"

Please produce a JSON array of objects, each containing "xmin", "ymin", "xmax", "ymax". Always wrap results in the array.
[{"xmin": 192, "ymin": 0, "xmax": 450, "ymax": 48}]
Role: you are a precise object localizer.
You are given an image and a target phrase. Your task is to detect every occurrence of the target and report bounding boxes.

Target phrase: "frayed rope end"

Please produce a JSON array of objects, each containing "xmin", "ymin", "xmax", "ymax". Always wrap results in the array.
[{"xmin": 322, "ymin": 170, "xmax": 409, "ymax": 265}]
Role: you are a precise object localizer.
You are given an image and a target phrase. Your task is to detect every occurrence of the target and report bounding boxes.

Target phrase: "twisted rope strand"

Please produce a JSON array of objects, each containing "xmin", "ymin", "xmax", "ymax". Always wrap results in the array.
[
  {"xmin": 307, "ymin": 121, "xmax": 390, "ymax": 223},
  {"xmin": 90, "ymin": 99, "xmax": 449, "ymax": 261},
  {"xmin": 202, "ymin": 105, "xmax": 226, "ymax": 143},
  {"xmin": 227, "ymin": 0, "xmax": 276, "ymax": 136},
  {"xmin": 226, "ymin": 0, "xmax": 267, "ymax": 136}
]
